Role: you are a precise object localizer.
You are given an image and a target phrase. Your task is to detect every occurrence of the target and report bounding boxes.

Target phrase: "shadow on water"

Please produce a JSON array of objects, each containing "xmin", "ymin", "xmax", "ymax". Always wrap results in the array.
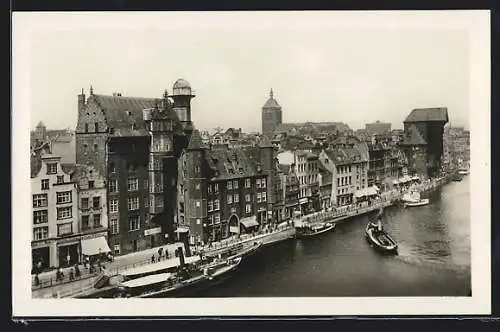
[{"xmin": 187, "ymin": 179, "xmax": 470, "ymax": 298}]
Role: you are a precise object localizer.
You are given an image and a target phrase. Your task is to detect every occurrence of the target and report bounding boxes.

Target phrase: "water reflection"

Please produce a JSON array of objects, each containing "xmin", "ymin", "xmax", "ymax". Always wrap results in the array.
[{"xmin": 188, "ymin": 177, "xmax": 470, "ymax": 297}]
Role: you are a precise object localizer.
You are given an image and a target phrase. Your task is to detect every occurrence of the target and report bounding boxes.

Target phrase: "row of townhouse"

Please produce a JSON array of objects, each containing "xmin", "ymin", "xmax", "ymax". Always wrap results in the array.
[{"xmin": 31, "ymin": 152, "xmax": 108, "ymax": 270}]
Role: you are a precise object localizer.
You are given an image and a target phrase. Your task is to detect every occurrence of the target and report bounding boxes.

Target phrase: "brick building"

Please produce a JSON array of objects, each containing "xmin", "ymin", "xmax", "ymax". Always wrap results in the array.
[
  {"xmin": 261, "ymin": 89, "xmax": 282, "ymax": 137},
  {"xmin": 176, "ymin": 131, "xmax": 276, "ymax": 245},
  {"xmin": 400, "ymin": 108, "xmax": 449, "ymax": 178},
  {"xmin": 75, "ymin": 79, "xmax": 195, "ymax": 255}
]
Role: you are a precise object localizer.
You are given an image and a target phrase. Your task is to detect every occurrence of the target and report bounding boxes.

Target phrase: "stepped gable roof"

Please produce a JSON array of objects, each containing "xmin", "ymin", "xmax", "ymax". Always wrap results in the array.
[
  {"xmin": 205, "ymin": 147, "xmax": 259, "ymax": 180},
  {"xmin": 187, "ymin": 130, "xmax": 206, "ymax": 150},
  {"xmin": 402, "ymin": 124, "xmax": 427, "ymax": 145},
  {"xmin": 92, "ymin": 94, "xmax": 158, "ymax": 136},
  {"xmin": 404, "ymin": 107, "xmax": 449, "ymax": 123}
]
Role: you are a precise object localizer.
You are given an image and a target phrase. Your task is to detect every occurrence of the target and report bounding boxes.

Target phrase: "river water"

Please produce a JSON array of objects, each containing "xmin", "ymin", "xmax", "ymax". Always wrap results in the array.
[{"xmin": 189, "ymin": 177, "xmax": 471, "ymax": 297}]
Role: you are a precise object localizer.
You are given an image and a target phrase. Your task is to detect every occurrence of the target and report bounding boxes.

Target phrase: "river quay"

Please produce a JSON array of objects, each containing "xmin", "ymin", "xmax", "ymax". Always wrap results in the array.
[{"xmin": 32, "ymin": 174, "xmax": 457, "ymax": 299}]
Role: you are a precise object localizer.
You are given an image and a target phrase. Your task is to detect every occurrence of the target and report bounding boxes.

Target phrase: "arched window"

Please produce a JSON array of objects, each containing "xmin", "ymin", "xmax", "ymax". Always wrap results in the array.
[{"xmin": 94, "ymin": 123, "xmax": 99, "ymax": 132}]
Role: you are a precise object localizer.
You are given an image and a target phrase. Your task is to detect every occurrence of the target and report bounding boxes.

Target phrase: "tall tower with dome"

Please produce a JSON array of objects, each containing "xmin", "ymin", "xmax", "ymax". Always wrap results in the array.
[
  {"xmin": 170, "ymin": 78, "xmax": 195, "ymax": 139},
  {"xmin": 261, "ymin": 88, "xmax": 282, "ymax": 137}
]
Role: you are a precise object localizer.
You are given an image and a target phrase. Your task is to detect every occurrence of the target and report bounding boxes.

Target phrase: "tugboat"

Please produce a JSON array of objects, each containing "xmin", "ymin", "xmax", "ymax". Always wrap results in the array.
[{"xmin": 365, "ymin": 208, "xmax": 398, "ymax": 254}]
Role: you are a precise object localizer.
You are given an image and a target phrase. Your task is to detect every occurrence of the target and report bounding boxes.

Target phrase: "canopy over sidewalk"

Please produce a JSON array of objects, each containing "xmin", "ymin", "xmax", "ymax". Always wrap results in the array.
[{"xmin": 81, "ymin": 236, "xmax": 111, "ymax": 256}]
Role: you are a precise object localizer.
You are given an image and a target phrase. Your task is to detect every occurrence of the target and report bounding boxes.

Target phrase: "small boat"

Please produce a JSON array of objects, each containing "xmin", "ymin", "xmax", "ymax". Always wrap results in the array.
[
  {"xmin": 402, "ymin": 191, "xmax": 430, "ymax": 208},
  {"xmin": 295, "ymin": 222, "xmax": 336, "ymax": 238},
  {"xmin": 452, "ymin": 173, "xmax": 463, "ymax": 181},
  {"xmin": 365, "ymin": 223, "xmax": 398, "ymax": 254},
  {"xmin": 458, "ymin": 169, "xmax": 469, "ymax": 176}
]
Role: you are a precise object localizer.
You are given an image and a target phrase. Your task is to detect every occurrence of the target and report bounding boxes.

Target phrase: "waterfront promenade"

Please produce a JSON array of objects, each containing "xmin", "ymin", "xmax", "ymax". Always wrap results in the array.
[
  {"xmin": 31, "ymin": 175, "xmax": 452, "ymax": 298},
  {"xmin": 32, "ymin": 243, "xmax": 184, "ymax": 298}
]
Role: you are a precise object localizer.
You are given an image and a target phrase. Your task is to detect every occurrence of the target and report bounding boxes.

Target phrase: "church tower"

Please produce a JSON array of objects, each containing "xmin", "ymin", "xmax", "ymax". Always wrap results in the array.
[{"xmin": 261, "ymin": 88, "xmax": 282, "ymax": 137}]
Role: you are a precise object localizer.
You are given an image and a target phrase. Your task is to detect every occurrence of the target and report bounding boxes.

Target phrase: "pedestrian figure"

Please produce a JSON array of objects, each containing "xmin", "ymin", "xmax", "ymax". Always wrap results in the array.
[
  {"xmin": 69, "ymin": 268, "xmax": 75, "ymax": 281},
  {"xmin": 165, "ymin": 250, "xmax": 169, "ymax": 259},
  {"xmin": 34, "ymin": 274, "xmax": 40, "ymax": 286},
  {"xmin": 151, "ymin": 255, "xmax": 155, "ymax": 263},
  {"xmin": 75, "ymin": 265, "xmax": 81, "ymax": 278},
  {"xmin": 36, "ymin": 260, "xmax": 42, "ymax": 274},
  {"xmin": 89, "ymin": 265, "xmax": 94, "ymax": 274},
  {"xmin": 158, "ymin": 247, "xmax": 163, "ymax": 258}
]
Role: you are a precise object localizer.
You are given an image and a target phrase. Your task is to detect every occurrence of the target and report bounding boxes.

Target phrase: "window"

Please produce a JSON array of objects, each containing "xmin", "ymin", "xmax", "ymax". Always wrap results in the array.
[
  {"xmin": 127, "ymin": 178, "xmax": 138, "ymax": 191},
  {"xmin": 93, "ymin": 214, "xmax": 101, "ymax": 227},
  {"xmin": 195, "ymin": 183, "xmax": 201, "ymax": 190},
  {"xmin": 227, "ymin": 181, "xmax": 232, "ymax": 190},
  {"xmin": 57, "ymin": 206, "xmax": 72, "ymax": 220},
  {"xmin": 41, "ymin": 179, "xmax": 49, "ymax": 190},
  {"xmin": 245, "ymin": 194, "xmax": 251, "ymax": 202},
  {"xmin": 82, "ymin": 215, "xmax": 90, "ymax": 230},
  {"xmin": 208, "ymin": 201, "xmax": 213, "ymax": 211},
  {"xmin": 32, "ymin": 194, "xmax": 48, "ymax": 208},
  {"xmin": 195, "ymin": 201, "xmax": 201, "ymax": 208},
  {"xmin": 109, "ymin": 199, "xmax": 118, "ymax": 213},
  {"xmin": 33, "ymin": 227, "xmax": 48, "ymax": 241},
  {"xmin": 128, "ymin": 215, "xmax": 140, "ymax": 231},
  {"xmin": 33, "ymin": 210, "xmax": 48, "ymax": 224},
  {"xmin": 57, "ymin": 175, "xmax": 64, "ymax": 184},
  {"xmin": 85, "ymin": 123, "xmax": 89, "ymax": 133},
  {"xmin": 245, "ymin": 204, "xmax": 251, "ymax": 214},
  {"xmin": 109, "ymin": 180, "xmax": 118, "ymax": 193},
  {"xmin": 47, "ymin": 163, "xmax": 57, "ymax": 175},
  {"xmin": 257, "ymin": 193, "xmax": 262, "ymax": 203},
  {"xmin": 127, "ymin": 197, "xmax": 139, "ymax": 211},
  {"xmin": 113, "ymin": 244, "xmax": 120, "ymax": 255},
  {"xmin": 109, "ymin": 163, "xmax": 116, "ymax": 173},
  {"xmin": 81, "ymin": 197, "xmax": 89, "ymax": 210},
  {"xmin": 208, "ymin": 185, "xmax": 212, "ymax": 194},
  {"xmin": 94, "ymin": 123, "xmax": 99, "ymax": 132},
  {"xmin": 233, "ymin": 180, "xmax": 239, "ymax": 189},
  {"xmin": 261, "ymin": 178, "xmax": 267, "ymax": 188},
  {"xmin": 144, "ymin": 179, "xmax": 149, "ymax": 190},
  {"xmin": 214, "ymin": 213, "xmax": 221, "ymax": 224},
  {"xmin": 57, "ymin": 223, "xmax": 73, "ymax": 236},
  {"xmin": 231, "ymin": 207, "xmax": 237, "ymax": 213},
  {"xmin": 214, "ymin": 199, "xmax": 220, "ymax": 210},
  {"xmin": 214, "ymin": 183, "xmax": 219, "ymax": 192},
  {"xmin": 93, "ymin": 143, "xmax": 98, "ymax": 151},
  {"xmin": 144, "ymin": 196, "xmax": 149, "ymax": 208},
  {"xmin": 88, "ymin": 180, "xmax": 94, "ymax": 189},
  {"xmin": 110, "ymin": 217, "xmax": 119, "ymax": 235},
  {"xmin": 227, "ymin": 195, "xmax": 233, "ymax": 204},
  {"xmin": 262, "ymin": 191, "xmax": 267, "ymax": 202},
  {"xmin": 56, "ymin": 191, "xmax": 72, "ymax": 204},
  {"xmin": 234, "ymin": 194, "xmax": 239, "ymax": 203},
  {"xmin": 256, "ymin": 178, "xmax": 261, "ymax": 189},
  {"xmin": 245, "ymin": 178, "xmax": 251, "ymax": 188}
]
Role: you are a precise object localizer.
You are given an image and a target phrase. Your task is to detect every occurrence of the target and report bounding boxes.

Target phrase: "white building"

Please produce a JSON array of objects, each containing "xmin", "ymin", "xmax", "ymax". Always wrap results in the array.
[{"xmin": 31, "ymin": 154, "xmax": 79, "ymax": 269}]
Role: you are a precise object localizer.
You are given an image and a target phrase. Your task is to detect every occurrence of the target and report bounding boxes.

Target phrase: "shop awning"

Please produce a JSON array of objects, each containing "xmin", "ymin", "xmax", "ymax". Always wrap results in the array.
[
  {"xmin": 240, "ymin": 216, "xmax": 259, "ymax": 228},
  {"xmin": 175, "ymin": 226, "xmax": 189, "ymax": 233},
  {"xmin": 81, "ymin": 236, "xmax": 111, "ymax": 256}
]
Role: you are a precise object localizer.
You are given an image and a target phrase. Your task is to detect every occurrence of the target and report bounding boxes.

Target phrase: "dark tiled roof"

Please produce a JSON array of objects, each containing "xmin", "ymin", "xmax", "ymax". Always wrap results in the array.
[
  {"xmin": 402, "ymin": 124, "xmax": 427, "ymax": 145},
  {"xmin": 404, "ymin": 108, "xmax": 449, "ymax": 123},
  {"xmin": 92, "ymin": 94, "xmax": 158, "ymax": 136},
  {"xmin": 263, "ymin": 97, "xmax": 281, "ymax": 109},
  {"xmin": 205, "ymin": 147, "xmax": 261, "ymax": 180},
  {"xmin": 187, "ymin": 130, "xmax": 206, "ymax": 150},
  {"xmin": 324, "ymin": 147, "xmax": 366, "ymax": 165}
]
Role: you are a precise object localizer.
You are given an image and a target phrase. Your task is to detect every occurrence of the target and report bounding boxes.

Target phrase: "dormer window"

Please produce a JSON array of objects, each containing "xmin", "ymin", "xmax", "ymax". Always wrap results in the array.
[{"xmin": 47, "ymin": 163, "xmax": 57, "ymax": 175}]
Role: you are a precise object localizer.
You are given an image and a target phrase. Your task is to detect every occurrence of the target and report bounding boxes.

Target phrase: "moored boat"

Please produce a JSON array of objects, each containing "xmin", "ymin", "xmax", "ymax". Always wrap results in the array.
[
  {"xmin": 402, "ymin": 190, "xmax": 430, "ymax": 208},
  {"xmin": 404, "ymin": 199, "xmax": 430, "ymax": 208},
  {"xmin": 295, "ymin": 222, "xmax": 336, "ymax": 238}
]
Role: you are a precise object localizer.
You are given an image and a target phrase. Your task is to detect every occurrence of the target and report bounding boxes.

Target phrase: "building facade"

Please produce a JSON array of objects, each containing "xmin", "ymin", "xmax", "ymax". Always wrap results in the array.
[
  {"xmin": 75, "ymin": 79, "xmax": 194, "ymax": 255},
  {"xmin": 72, "ymin": 165, "xmax": 110, "ymax": 258},
  {"xmin": 176, "ymin": 131, "xmax": 275, "ymax": 245},
  {"xmin": 401, "ymin": 108, "xmax": 449, "ymax": 178},
  {"xmin": 443, "ymin": 126, "xmax": 470, "ymax": 170},
  {"xmin": 367, "ymin": 134, "xmax": 402, "ymax": 189},
  {"xmin": 261, "ymin": 89, "xmax": 282, "ymax": 137},
  {"xmin": 31, "ymin": 154, "xmax": 79, "ymax": 270},
  {"xmin": 294, "ymin": 150, "xmax": 320, "ymax": 214}
]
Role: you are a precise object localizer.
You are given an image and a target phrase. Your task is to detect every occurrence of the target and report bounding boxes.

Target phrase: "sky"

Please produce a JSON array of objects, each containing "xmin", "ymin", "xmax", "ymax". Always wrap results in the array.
[{"xmin": 23, "ymin": 12, "xmax": 472, "ymax": 133}]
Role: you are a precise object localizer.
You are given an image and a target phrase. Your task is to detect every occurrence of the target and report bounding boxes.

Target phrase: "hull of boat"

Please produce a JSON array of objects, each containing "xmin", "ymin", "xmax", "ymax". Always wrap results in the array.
[
  {"xmin": 404, "ymin": 199, "xmax": 430, "ymax": 208},
  {"xmin": 365, "ymin": 227, "xmax": 398, "ymax": 254},
  {"xmin": 140, "ymin": 258, "xmax": 242, "ymax": 298},
  {"xmin": 296, "ymin": 223, "xmax": 336, "ymax": 239}
]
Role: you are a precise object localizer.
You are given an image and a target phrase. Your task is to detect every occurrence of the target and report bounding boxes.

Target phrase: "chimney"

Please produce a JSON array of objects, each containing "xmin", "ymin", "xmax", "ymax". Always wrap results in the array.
[{"xmin": 78, "ymin": 89, "xmax": 86, "ymax": 111}]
